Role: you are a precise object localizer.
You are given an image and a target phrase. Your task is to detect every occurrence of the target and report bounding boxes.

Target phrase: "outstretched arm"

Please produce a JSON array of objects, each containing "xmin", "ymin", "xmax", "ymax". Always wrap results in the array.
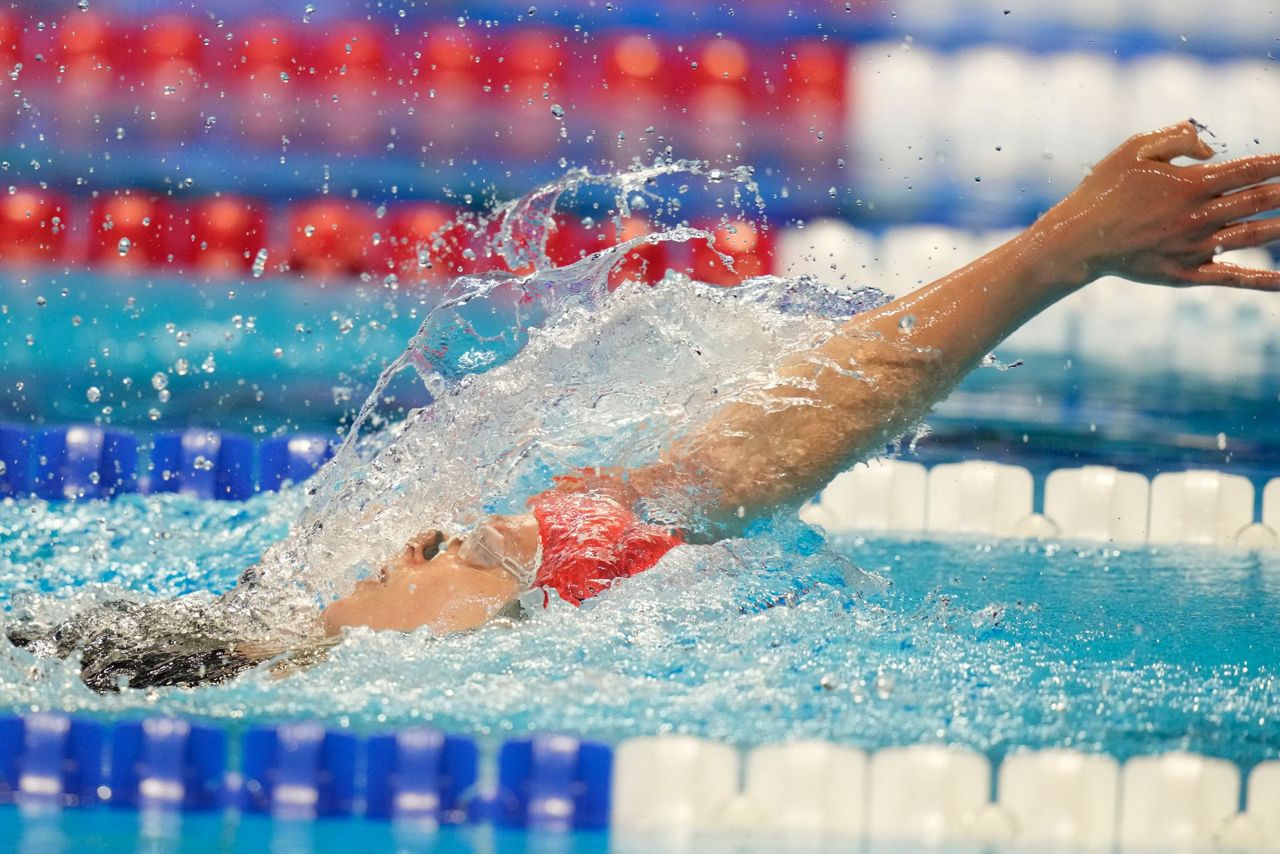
[
  {"xmin": 655, "ymin": 123, "xmax": 1280, "ymax": 520},
  {"xmin": 325, "ymin": 124, "xmax": 1280, "ymax": 637}
]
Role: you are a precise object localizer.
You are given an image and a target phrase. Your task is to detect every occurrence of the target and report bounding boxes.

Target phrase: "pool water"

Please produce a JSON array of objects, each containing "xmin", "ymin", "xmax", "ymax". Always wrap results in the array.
[
  {"xmin": 0, "ymin": 806, "xmax": 609, "ymax": 853},
  {"xmin": 3, "ymin": 165, "xmax": 1277, "ymax": 851},
  {"xmin": 2, "ymin": 488, "xmax": 1276, "ymax": 774}
]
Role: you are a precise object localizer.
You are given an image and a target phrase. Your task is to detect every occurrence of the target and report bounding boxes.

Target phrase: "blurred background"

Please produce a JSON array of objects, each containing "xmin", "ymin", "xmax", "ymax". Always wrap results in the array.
[{"xmin": 1, "ymin": 0, "xmax": 1279, "ymax": 491}]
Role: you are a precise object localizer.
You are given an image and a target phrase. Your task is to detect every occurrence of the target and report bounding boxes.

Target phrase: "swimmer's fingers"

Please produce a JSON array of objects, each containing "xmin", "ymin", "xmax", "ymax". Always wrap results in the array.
[
  {"xmin": 1196, "ymin": 154, "xmax": 1280, "ymax": 194},
  {"xmin": 1180, "ymin": 260, "xmax": 1280, "ymax": 291},
  {"xmin": 1130, "ymin": 121, "xmax": 1214, "ymax": 162},
  {"xmin": 1212, "ymin": 217, "xmax": 1280, "ymax": 254},
  {"xmin": 1201, "ymin": 185, "xmax": 1280, "ymax": 223}
]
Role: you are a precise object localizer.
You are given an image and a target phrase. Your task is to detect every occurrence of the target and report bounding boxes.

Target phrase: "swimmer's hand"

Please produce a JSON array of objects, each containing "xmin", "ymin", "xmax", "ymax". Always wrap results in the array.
[{"xmin": 1037, "ymin": 120, "xmax": 1280, "ymax": 292}]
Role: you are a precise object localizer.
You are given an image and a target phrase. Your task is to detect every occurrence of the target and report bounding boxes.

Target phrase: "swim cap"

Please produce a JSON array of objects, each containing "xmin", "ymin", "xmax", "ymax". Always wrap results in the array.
[{"xmin": 529, "ymin": 491, "xmax": 682, "ymax": 606}]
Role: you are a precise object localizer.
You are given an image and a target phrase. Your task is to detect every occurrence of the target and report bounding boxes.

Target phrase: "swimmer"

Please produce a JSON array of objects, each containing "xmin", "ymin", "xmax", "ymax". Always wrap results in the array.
[{"xmin": 13, "ymin": 123, "xmax": 1280, "ymax": 691}]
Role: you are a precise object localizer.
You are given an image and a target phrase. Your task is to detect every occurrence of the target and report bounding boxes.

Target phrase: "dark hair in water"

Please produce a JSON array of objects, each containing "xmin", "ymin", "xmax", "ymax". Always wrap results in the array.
[{"xmin": 6, "ymin": 598, "xmax": 324, "ymax": 693}]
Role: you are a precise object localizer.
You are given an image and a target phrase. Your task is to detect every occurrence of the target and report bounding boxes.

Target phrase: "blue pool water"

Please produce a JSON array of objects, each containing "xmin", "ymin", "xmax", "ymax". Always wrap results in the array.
[
  {"xmin": 0, "ymin": 806, "xmax": 597, "ymax": 853},
  {"xmin": 2, "ymin": 489, "xmax": 1276, "ymax": 772},
  {"xmin": 3, "ymin": 170, "xmax": 1278, "ymax": 851}
]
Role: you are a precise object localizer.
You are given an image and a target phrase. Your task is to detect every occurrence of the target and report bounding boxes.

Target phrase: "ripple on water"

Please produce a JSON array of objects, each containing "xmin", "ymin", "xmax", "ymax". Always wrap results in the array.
[{"xmin": 2, "ymin": 494, "xmax": 1278, "ymax": 768}]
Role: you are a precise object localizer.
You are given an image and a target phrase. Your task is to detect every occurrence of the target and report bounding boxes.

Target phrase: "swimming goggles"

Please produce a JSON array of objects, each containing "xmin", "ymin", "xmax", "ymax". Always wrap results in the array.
[{"xmin": 444, "ymin": 523, "xmax": 539, "ymax": 589}]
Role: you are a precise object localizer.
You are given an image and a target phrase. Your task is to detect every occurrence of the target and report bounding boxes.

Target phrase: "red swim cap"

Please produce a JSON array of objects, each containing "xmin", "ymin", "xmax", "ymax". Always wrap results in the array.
[{"xmin": 529, "ymin": 491, "xmax": 683, "ymax": 606}]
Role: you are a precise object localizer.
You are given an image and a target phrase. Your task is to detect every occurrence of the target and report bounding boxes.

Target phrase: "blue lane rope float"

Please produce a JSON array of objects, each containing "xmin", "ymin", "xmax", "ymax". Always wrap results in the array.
[
  {"xmin": 108, "ymin": 719, "xmax": 226, "ymax": 813},
  {"xmin": 258, "ymin": 435, "xmax": 336, "ymax": 494},
  {"xmin": 494, "ymin": 735, "xmax": 613, "ymax": 832},
  {"xmin": 150, "ymin": 430, "xmax": 256, "ymax": 501},
  {"xmin": 364, "ymin": 729, "xmax": 477, "ymax": 824},
  {"xmin": 0, "ymin": 710, "xmax": 1276, "ymax": 850},
  {"xmin": 0, "ymin": 713, "xmax": 102, "ymax": 808},
  {"xmin": 0, "ymin": 713, "xmax": 618, "ymax": 832},
  {"xmin": 0, "ymin": 424, "xmax": 334, "ymax": 502},
  {"xmin": 33, "ymin": 427, "xmax": 137, "ymax": 501},
  {"xmin": 239, "ymin": 723, "xmax": 358, "ymax": 820},
  {"xmin": 0, "ymin": 426, "xmax": 31, "ymax": 500}
]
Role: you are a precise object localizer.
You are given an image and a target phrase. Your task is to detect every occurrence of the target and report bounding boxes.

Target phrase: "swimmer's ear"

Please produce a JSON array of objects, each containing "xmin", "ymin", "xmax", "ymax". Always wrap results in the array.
[{"xmin": 1132, "ymin": 121, "xmax": 1214, "ymax": 162}]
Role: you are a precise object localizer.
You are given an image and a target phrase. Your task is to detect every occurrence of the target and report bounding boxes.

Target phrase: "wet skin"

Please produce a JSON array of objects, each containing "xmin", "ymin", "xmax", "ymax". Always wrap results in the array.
[
  {"xmin": 321, "ymin": 515, "xmax": 539, "ymax": 636},
  {"xmin": 323, "ymin": 122, "xmax": 1280, "ymax": 637}
]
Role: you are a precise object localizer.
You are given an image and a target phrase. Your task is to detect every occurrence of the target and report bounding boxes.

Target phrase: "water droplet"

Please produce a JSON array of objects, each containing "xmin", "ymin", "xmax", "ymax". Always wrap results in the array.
[
  {"xmin": 252, "ymin": 248, "xmax": 269, "ymax": 278},
  {"xmin": 280, "ymin": 71, "xmax": 290, "ymax": 83},
  {"xmin": 707, "ymin": 169, "xmax": 725, "ymax": 183},
  {"xmin": 116, "ymin": 237, "xmax": 131, "ymax": 257},
  {"xmin": 86, "ymin": 386, "xmax": 101, "ymax": 403},
  {"xmin": 201, "ymin": 355, "xmax": 216, "ymax": 374},
  {"xmin": 273, "ymin": 347, "xmax": 284, "ymax": 358},
  {"xmin": 303, "ymin": 225, "xmax": 316, "ymax": 238},
  {"xmin": 827, "ymin": 186, "xmax": 838, "ymax": 198},
  {"xmin": 151, "ymin": 372, "xmax": 168, "ymax": 391},
  {"xmin": 77, "ymin": 0, "xmax": 89, "ymax": 9},
  {"xmin": 175, "ymin": 358, "xmax": 190, "ymax": 376},
  {"xmin": 204, "ymin": 116, "xmax": 217, "ymax": 130},
  {"xmin": 34, "ymin": 295, "xmax": 46, "ymax": 307},
  {"xmin": 898, "ymin": 314, "xmax": 917, "ymax": 332},
  {"xmin": 550, "ymin": 104, "xmax": 565, "ymax": 120},
  {"xmin": 302, "ymin": 3, "xmax": 316, "ymax": 23},
  {"xmin": 114, "ymin": 127, "xmax": 125, "ymax": 140}
]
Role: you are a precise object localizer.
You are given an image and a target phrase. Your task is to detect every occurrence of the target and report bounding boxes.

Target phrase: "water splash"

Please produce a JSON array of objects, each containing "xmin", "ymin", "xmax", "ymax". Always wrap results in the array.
[
  {"xmin": 1, "ymin": 166, "xmax": 1276, "ymax": 764},
  {"xmin": 233, "ymin": 160, "xmax": 886, "ymax": 627}
]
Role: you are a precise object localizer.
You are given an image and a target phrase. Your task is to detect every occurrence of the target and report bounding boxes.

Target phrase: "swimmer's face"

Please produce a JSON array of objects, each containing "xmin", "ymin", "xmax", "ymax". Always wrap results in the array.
[{"xmin": 321, "ymin": 516, "xmax": 538, "ymax": 637}]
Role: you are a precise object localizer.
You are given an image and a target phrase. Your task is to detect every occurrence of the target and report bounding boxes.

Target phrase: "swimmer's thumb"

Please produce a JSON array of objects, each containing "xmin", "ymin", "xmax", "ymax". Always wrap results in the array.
[{"xmin": 1139, "ymin": 121, "xmax": 1214, "ymax": 162}]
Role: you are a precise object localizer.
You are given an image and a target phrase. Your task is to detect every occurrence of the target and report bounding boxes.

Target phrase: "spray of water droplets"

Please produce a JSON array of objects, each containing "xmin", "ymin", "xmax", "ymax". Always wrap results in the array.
[{"xmin": 230, "ymin": 160, "xmax": 887, "ymax": 632}]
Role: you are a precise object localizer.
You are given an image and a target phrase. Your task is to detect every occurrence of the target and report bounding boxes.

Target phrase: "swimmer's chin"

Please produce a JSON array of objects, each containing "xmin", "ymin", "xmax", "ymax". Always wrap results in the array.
[{"xmin": 321, "ymin": 591, "xmax": 522, "ymax": 640}]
